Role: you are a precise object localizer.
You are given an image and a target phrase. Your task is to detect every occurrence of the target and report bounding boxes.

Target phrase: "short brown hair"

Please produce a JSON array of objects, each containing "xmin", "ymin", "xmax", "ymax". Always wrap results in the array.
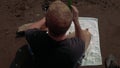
[{"xmin": 46, "ymin": 0, "xmax": 73, "ymax": 37}]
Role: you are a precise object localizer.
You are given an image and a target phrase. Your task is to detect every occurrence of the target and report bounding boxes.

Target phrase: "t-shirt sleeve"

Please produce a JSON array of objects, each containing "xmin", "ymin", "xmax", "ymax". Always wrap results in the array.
[
  {"xmin": 69, "ymin": 37, "xmax": 85, "ymax": 64},
  {"xmin": 70, "ymin": 37, "xmax": 85, "ymax": 54},
  {"xmin": 25, "ymin": 29, "xmax": 46, "ymax": 48}
]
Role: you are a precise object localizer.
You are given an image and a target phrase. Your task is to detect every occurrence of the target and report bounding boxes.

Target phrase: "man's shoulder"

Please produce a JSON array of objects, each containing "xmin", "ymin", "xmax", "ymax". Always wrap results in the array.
[
  {"xmin": 65, "ymin": 37, "xmax": 85, "ymax": 53},
  {"xmin": 26, "ymin": 29, "xmax": 46, "ymax": 34},
  {"xmin": 25, "ymin": 29, "xmax": 49, "ymax": 44},
  {"xmin": 25, "ymin": 29, "xmax": 47, "ymax": 37},
  {"xmin": 67, "ymin": 37, "xmax": 84, "ymax": 44},
  {"xmin": 61, "ymin": 37, "xmax": 85, "ymax": 50}
]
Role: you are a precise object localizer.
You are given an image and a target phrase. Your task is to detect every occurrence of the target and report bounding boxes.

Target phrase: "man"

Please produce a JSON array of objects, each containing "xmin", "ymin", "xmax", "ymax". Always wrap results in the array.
[{"xmin": 25, "ymin": 1, "xmax": 91, "ymax": 68}]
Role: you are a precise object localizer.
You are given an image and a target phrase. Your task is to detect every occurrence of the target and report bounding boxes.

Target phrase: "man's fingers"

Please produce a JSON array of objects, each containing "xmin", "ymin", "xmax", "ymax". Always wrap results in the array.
[
  {"xmin": 71, "ymin": 5, "xmax": 76, "ymax": 9},
  {"xmin": 71, "ymin": 5, "xmax": 79, "ymax": 13},
  {"xmin": 71, "ymin": 5, "xmax": 79, "ymax": 22},
  {"xmin": 71, "ymin": 5, "xmax": 74, "ymax": 9}
]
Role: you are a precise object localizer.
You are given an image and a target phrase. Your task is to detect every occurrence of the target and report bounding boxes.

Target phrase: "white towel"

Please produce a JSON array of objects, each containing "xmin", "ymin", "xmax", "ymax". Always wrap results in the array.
[{"xmin": 67, "ymin": 17, "xmax": 102, "ymax": 66}]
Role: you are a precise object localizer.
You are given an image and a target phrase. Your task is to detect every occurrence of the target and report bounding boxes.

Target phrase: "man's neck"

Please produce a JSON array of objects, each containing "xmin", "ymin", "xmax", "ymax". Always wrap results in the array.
[{"xmin": 48, "ymin": 33, "xmax": 67, "ymax": 41}]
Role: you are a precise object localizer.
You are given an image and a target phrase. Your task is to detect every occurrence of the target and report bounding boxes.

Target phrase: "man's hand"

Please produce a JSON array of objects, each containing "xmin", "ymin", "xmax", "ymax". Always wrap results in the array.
[
  {"xmin": 29, "ymin": 17, "xmax": 46, "ymax": 29},
  {"xmin": 28, "ymin": 17, "xmax": 48, "ymax": 31},
  {"xmin": 71, "ymin": 5, "xmax": 79, "ymax": 22},
  {"xmin": 71, "ymin": 5, "xmax": 82, "ymax": 39}
]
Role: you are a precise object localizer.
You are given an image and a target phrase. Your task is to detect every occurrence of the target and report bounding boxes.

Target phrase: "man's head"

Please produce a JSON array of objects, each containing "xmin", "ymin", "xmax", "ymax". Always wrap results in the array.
[{"xmin": 46, "ymin": 0, "xmax": 73, "ymax": 37}]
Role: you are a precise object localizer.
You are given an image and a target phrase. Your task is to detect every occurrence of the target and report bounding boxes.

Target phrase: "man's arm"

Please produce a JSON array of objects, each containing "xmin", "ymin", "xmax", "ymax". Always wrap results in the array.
[
  {"xmin": 28, "ymin": 17, "xmax": 47, "ymax": 31},
  {"xmin": 71, "ymin": 5, "xmax": 84, "ymax": 41},
  {"xmin": 71, "ymin": 5, "xmax": 91, "ymax": 51}
]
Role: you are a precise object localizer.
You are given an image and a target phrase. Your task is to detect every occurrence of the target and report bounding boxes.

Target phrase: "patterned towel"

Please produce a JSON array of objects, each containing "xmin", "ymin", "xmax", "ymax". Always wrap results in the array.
[{"xmin": 67, "ymin": 17, "xmax": 102, "ymax": 66}]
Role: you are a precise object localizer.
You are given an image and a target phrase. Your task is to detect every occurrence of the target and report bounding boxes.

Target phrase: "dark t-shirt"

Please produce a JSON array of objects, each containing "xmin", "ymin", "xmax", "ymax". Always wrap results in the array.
[{"xmin": 25, "ymin": 29, "xmax": 85, "ymax": 68}]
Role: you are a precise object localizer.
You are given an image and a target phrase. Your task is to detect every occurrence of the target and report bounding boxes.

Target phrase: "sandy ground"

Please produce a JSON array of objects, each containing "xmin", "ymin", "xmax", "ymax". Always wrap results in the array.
[{"xmin": 0, "ymin": 0, "xmax": 120, "ymax": 68}]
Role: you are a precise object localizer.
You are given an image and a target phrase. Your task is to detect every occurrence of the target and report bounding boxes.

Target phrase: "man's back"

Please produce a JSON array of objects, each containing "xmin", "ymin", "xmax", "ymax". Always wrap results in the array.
[{"xmin": 25, "ymin": 29, "xmax": 85, "ymax": 68}]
